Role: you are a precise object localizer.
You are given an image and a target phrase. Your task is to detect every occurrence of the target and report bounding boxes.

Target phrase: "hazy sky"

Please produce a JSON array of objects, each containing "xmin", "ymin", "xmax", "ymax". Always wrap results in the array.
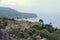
[{"xmin": 0, "ymin": 0, "xmax": 60, "ymax": 28}]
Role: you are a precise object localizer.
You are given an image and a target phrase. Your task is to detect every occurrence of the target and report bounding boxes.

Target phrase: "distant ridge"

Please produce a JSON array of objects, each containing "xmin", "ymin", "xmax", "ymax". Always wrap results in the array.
[{"xmin": 0, "ymin": 7, "xmax": 37, "ymax": 19}]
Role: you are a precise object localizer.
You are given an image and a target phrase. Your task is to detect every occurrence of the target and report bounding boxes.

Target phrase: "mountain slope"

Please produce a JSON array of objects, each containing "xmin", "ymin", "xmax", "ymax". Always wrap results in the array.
[{"xmin": 0, "ymin": 7, "xmax": 37, "ymax": 18}]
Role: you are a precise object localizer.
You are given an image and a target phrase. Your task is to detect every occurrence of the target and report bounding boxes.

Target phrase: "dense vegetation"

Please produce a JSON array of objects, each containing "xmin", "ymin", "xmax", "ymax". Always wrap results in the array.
[{"xmin": 0, "ymin": 18, "xmax": 60, "ymax": 40}]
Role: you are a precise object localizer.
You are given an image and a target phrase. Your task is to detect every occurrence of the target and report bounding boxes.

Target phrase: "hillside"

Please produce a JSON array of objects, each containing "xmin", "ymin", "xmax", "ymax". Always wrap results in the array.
[
  {"xmin": 0, "ymin": 18, "xmax": 60, "ymax": 40},
  {"xmin": 0, "ymin": 7, "xmax": 37, "ymax": 18}
]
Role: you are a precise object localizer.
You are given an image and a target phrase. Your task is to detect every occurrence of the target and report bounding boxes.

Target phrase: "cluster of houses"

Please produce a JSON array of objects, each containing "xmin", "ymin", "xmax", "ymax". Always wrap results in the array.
[{"xmin": 0, "ymin": 18, "xmax": 43, "ymax": 31}]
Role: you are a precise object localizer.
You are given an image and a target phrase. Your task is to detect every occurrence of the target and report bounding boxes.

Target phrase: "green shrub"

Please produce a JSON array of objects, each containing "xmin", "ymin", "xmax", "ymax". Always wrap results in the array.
[
  {"xmin": 48, "ymin": 33, "xmax": 60, "ymax": 40},
  {"xmin": 31, "ymin": 25, "xmax": 41, "ymax": 30},
  {"xmin": 41, "ymin": 29, "xmax": 50, "ymax": 35}
]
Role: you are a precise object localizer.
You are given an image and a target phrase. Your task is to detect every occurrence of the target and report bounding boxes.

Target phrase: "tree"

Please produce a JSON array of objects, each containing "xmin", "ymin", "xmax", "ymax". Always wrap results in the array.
[
  {"xmin": 39, "ymin": 19, "xmax": 45, "ymax": 29},
  {"xmin": 39, "ymin": 19, "xmax": 44, "ymax": 23},
  {"xmin": 0, "ymin": 24, "xmax": 5, "ymax": 29},
  {"xmin": 55, "ymin": 27, "xmax": 58, "ymax": 31},
  {"xmin": 45, "ymin": 24, "xmax": 54, "ymax": 33}
]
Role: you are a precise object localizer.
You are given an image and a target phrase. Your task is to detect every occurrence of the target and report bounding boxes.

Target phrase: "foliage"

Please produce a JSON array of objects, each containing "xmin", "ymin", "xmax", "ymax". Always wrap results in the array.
[
  {"xmin": 31, "ymin": 25, "xmax": 41, "ymax": 30},
  {"xmin": 41, "ymin": 29, "xmax": 50, "ymax": 35},
  {"xmin": 48, "ymin": 33, "xmax": 60, "ymax": 40},
  {"xmin": 39, "ymin": 19, "xmax": 44, "ymax": 23},
  {"xmin": 0, "ymin": 24, "xmax": 5, "ymax": 29},
  {"xmin": 0, "ymin": 18, "xmax": 60, "ymax": 40},
  {"xmin": 45, "ymin": 24, "xmax": 55, "ymax": 33},
  {"xmin": 10, "ymin": 28, "xmax": 19, "ymax": 34}
]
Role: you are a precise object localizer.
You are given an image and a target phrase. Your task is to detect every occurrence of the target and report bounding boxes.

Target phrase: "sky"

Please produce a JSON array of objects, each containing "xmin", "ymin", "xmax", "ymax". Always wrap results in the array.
[{"xmin": 0, "ymin": 0, "xmax": 60, "ymax": 28}]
